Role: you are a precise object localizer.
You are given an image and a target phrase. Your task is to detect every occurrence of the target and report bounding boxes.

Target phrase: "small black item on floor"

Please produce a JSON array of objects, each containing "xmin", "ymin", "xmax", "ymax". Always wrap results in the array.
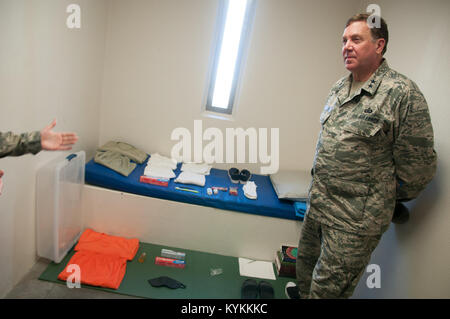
[
  {"xmin": 241, "ymin": 279, "xmax": 258, "ymax": 299},
  {"xmin": 392, "ymin": 202, "xmax": 410, "ymax": 224},
  {"xmin": 285, "ymin": 282, "xmax": 301, "ymax": 299},
  {"xmin": 148, "ymin": 276, "xmax": 186, "ymax": 289},
  {"xmin": 258, "ymin": 281, "xmax": 274, "ymax": 299}
]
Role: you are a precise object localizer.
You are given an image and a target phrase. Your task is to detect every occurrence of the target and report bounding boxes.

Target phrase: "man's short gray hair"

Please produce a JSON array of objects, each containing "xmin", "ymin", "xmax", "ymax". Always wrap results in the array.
[{"xmin": 346, "ymin": 13, "xmax": 389, "ymax": 55}]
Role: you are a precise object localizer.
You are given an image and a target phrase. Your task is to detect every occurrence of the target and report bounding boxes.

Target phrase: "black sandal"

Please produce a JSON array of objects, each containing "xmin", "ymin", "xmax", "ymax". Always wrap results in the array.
[
  {"xmin": 228, "ymin": 167, "xmax": 240, "ymax": 184},
  {"xmin": 259, "ymin": 281, "xmax": 274, "ymax": 299},
  {"xmin": 241, "ymin": 279, "xmax": 258, "ymax": 299}
]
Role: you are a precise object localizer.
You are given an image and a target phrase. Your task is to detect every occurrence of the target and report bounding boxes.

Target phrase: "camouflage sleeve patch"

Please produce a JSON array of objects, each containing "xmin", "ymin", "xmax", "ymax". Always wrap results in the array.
[{"xmin": 0, "ymin": 131, "xmax": 42, "ymax": 158}]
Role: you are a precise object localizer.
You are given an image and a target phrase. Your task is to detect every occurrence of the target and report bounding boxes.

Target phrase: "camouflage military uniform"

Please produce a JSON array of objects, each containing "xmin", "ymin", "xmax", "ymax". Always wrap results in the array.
[
  {"xmin": 296, "ymin": 59, "xmax": 437, "ymax": 298},
  {"xmin": 0, "ymin": 131, "xmax": 42, "ymax": 158}
]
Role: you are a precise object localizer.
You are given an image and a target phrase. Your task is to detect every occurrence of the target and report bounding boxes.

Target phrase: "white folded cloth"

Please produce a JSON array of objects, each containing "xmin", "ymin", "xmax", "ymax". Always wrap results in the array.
[
  {"xmin": 144, "ymin": 165, "xmax": 176, "ymax": 179},
  {"xmin": 181, "ymin": 162, "xmax": 212, "ymax": 175},
  {"xmin": 243, "ymin": 181, "xmax": 257, "ymax": 200},
  {"xmin": 148, "ymin": 153, "xmax": 178, "ymax": 170},
  {"xmin": 174, "ymin": 171, "xmax": 206, "ymax": 187}
]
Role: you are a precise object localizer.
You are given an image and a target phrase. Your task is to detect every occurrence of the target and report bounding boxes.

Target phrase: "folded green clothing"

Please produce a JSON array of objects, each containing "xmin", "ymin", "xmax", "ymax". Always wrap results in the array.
[
  {"xmin": 94, "ymin": 150, "xmax": 137, "ymax": 177},
  {"xmin": 98, "ymin": 141, "xmax": 148, "ymax": 164}
]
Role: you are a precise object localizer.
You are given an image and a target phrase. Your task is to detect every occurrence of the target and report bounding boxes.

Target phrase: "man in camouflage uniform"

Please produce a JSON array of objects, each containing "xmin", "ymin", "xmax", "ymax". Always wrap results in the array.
[
  {"xmin": 0, "ymin": 119, "xmax": 78, "ymax": 194},
  {"xmin": 290, "ymin": 14, "xmax": 437, "ymax": 298}
]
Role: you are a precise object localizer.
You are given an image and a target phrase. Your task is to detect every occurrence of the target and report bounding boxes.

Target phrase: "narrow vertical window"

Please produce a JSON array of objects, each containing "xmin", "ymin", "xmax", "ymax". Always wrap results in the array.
[{"xmin": 206, "ymin": 0, "xmax": 256, "ymax": 114}]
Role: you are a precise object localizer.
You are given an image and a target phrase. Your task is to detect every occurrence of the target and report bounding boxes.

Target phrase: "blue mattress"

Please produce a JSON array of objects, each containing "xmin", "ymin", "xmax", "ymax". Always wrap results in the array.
[{"xmin": 85, "ymin": 157, "xmax": 304, "ymax": 221}]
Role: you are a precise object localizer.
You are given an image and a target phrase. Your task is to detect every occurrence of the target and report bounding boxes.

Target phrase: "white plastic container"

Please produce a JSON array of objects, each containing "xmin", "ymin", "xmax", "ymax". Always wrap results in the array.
[{"xmin": 36, "ymin": 151, "xmax": 85, "ymax": 263}]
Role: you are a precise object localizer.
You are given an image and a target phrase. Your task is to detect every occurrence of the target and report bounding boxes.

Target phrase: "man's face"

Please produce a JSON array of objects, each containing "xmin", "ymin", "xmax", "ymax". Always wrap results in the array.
[{"xmin": 342, "ymin": 21, "xmax": 383, "ymax": 73}]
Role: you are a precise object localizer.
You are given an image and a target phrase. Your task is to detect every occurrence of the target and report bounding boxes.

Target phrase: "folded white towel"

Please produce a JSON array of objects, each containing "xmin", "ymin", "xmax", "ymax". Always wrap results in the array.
[
  {"xmin": 174, "ymin": 171, "xmax": 206, "ymax": 187},
  {"xmin": 148, "ymin": 153, "xmax": 178, "ymax": 170},
  {"xmin": 181, "ymin": 162, "xmax": 212, "ymax": 175},
  {"xmin": 144, "ymin": 165, "xmax": 176, "ymax": 179}
]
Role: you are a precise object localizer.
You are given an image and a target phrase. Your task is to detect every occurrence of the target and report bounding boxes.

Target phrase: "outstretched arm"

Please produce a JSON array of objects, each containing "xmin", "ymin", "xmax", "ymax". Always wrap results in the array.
[{"xmin": 0, "ymin": 119, "xmax": 79, "ymax": 195}]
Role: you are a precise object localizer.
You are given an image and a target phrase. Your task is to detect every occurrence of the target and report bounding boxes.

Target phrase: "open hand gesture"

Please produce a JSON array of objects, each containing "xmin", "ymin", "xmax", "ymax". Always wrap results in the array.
[{"xmin": 40, "ymin": 119, "xmax": 78, "ymax": 151}]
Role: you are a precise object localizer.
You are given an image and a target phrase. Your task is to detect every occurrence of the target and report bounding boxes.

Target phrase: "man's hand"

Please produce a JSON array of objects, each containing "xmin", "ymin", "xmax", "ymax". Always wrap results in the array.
[
  {"xmin": 40, "ymin": 119, "xmax": 78, "ymax": 151},
  {"xmin": 392, "ymin": 202, "xmax": 410, "ymax": 224}
]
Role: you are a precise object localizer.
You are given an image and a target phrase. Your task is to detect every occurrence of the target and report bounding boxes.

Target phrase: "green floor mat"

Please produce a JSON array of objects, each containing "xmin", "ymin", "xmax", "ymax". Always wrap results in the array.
[{"xmin": 39, "ymin": 242, "xmax": 294, "ymax": 299}]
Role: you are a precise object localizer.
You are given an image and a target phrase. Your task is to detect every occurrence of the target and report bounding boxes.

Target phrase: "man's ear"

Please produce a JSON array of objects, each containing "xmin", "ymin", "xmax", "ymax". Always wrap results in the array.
[{"xmin": 376, "ymin": 38, "xmax": 386, "ymax": 55}]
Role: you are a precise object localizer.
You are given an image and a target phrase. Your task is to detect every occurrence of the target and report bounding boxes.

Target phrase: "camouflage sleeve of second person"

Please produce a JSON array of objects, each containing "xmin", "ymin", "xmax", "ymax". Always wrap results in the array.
[
  {"xmin": 393, "ymin": 81, "xmax": 437, "ymax": 202},
  {"xmin": 0, "ymin": 131, "xmax": 42, "ymax": 158}
]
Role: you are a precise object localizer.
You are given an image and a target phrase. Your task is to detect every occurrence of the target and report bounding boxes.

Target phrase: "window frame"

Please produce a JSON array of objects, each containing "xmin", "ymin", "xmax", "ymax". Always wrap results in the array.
[{"xmin": 205, "ymin": 0, "xmax": 256, "ymax": 115}]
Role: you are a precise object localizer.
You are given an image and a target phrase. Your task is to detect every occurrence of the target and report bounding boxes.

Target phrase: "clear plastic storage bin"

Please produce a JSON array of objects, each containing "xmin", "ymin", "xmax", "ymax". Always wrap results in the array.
[{"xmin": 36, "ymin": 151, "xmax": 85, "ymax": 263}]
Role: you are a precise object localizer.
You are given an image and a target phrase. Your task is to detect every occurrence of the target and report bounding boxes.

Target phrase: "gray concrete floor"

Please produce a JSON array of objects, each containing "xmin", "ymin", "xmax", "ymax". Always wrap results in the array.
[{"xmin": 4, "ymin": 258, "xmax": 141, "ymax": 299}]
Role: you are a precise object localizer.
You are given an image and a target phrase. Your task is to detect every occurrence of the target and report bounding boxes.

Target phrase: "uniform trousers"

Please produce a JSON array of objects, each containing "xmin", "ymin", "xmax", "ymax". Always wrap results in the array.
[{"xmin": 296, "ymin": 214, "xmax": 382, "ymax": 298}]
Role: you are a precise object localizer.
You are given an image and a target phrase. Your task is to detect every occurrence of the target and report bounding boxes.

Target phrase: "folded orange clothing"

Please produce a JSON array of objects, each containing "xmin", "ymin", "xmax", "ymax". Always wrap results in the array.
[
  {"xmin": 58, "ymin": 251, "xmax": 127, "ymax": 290},
  {"xmin": 57, "ymin": 229, "xmax": 140, "ymax": 290},
  {"xmin": 74, "ymin": 228, "xmax": 139, "ymax": 260}
]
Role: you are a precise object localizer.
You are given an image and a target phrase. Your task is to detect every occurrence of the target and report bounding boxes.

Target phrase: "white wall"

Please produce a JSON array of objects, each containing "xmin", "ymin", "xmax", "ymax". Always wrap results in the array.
[
  {"xmin": 0, "ymin": 0, "xmax": 107, "ymax": 298},
  {"xmin": 99, "ymin": 0, "xmax": 358, "ymax": 173}
]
